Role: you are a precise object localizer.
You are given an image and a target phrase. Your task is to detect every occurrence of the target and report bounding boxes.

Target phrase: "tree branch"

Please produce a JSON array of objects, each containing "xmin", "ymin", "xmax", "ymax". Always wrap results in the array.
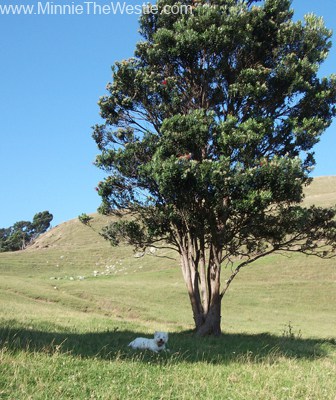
[{"xmin": 220, "ymin": 246, "xmax": 277, "ymax": 299}]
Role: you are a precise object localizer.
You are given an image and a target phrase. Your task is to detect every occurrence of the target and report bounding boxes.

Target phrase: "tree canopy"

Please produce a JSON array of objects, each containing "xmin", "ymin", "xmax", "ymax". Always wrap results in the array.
[
  {"xmin": 93, "ymin": 0, "xmax": 336, "ymax": 335},
  {"xmin": 0, "ymin": 211, "xmax": 53, "ymax": 252}
]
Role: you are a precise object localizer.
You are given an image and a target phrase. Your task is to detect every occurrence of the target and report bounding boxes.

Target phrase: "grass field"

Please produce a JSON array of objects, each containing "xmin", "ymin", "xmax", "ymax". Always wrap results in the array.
[{"xmin": 0, "ymin": 177, "xmax": 335, "ymax": 399}]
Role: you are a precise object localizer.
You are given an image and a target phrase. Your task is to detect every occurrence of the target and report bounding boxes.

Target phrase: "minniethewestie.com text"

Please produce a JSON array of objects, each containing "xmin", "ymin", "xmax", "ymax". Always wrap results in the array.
[{"xmin": 0, "ymin": 1, "xmax": 194, "ymax": 16}]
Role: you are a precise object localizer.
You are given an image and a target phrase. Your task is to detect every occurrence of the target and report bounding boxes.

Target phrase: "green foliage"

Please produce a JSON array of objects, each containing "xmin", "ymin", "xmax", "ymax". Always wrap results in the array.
[
  {"xmin": 100, "ymin": 220, "xmax": 148, "ymax": 248},
  {"xmin": 78, "ymin": 213, "xmax": 93, "ymax": 226},
  {"xmin": 0, "ymin": 211, "xmax": 53, "ymax": 252},
  {"xmin": 32, "ymin": 211, "xmax": 53, "ymax": 234}
]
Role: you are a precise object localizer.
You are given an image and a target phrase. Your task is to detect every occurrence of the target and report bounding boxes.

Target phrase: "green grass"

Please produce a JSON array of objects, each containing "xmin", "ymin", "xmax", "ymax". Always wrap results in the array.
[
  {"xmin": 1, "ymin": 326, "xmax": 335, "ymax": 399},
  {"xmin": 0, "ymin": 177, "xmax": 336, "ymax": 399}
]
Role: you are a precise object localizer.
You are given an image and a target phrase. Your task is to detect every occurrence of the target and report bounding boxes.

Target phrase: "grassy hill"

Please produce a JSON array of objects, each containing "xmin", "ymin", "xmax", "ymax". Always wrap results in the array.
[
  {"xmin": 303, "ymin": 175, "xmax": 336, "ymax": 207},
  {"xmin": 0, "ymin": 176, "xmax": 335, "ymax": 399},
  {"xmin": 24, "ymin": 175, "xmax": 336, "ymax": 249}
]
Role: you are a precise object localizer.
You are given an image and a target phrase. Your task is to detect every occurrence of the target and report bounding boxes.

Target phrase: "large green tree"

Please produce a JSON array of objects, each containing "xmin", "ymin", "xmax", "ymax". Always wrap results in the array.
[{"xmin": 93, "ymin": 0, "xmax": 336, "ymax": 335}]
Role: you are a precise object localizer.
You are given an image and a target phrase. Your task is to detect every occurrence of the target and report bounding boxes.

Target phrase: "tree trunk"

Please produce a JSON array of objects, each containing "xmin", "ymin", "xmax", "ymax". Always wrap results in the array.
[
  {"xmin": 196, "ymin": 296, "xmax": 221, "ymax": 336},
  {"xmin": 196, "ymin": 259, "xmax": 222, "ymax": 336},
  {"xmin": 180, "ymin": 246, "xmax": 222, "ymax": 336}
]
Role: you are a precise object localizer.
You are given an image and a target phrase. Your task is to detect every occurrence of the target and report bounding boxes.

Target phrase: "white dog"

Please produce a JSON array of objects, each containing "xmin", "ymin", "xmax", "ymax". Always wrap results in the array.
[{"xmin": 128, "ymin": 331, "xmax": 169, "ymax": 353}]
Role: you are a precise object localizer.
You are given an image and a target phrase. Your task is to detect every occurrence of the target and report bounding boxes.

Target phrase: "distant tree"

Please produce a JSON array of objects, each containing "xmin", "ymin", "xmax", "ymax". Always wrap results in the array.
[
  {"xmin": 0, "ymin": 211, "xmax": 53, "ymax": 252},
  {"xmin": 78, "ymin": 213, "xmax": 93, "ymax": 226},
  {"xmin": 31, "ymin": 211, "xmax": 53, "ymax": 236},
  {"xmin": 0, "ymin": 228, "xmax": 11, "ymax": 252},
  {"xmin": 11, "ymin": 221, "xmax": 33, "ymax": 250},
  {"xmin": 93, "ymin": 0, "xmax": 336, "ymax": 335}
]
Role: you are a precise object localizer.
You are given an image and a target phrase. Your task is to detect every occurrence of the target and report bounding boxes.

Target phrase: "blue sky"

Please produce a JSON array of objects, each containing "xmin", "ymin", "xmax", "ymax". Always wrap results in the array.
[{"xmin": 0, "ymin": 0, "xmax": 335, "ymax": 228}]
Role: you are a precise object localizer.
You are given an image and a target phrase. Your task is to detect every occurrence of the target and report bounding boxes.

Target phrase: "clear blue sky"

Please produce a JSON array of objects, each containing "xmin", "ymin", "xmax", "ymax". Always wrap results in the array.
[{"xmin": 0, "ymin": 0, "xmax": 335, "ymax": 228}]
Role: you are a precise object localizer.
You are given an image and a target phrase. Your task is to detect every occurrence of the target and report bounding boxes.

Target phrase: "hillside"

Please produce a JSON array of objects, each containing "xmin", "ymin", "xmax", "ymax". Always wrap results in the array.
[
  {"xmin": 28, "ymin": 212, "xmax": 115, "ymax": 251},
  {"xmin": 0, "ymin": 176, "xmax": 335, "ymax": 338},
  {"xmin": 28, "ymin": 175, "xmax": 336, "ymax": 252},
  {"xmin": 303, "ymin": 175, "xmax": 336, "ymax": 207}
]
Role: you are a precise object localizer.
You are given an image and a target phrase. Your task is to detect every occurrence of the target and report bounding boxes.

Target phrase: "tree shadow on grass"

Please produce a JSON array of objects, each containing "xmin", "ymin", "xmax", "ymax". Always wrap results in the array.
[{"xmin": 0, "ymin": 322, "xmax": 335, "ymax": 364}]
